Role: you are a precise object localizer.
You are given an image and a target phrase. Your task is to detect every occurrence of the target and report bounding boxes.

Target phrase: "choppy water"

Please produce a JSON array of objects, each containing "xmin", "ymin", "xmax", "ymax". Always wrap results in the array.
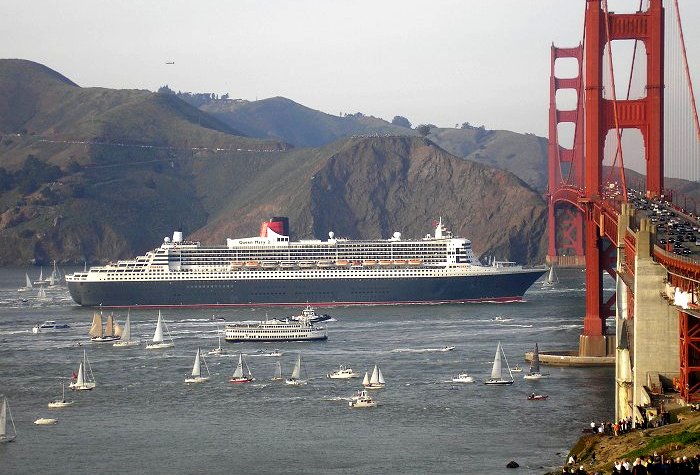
[{"xmin": 0, "ymin": 267, "xmax": 614, "ymax": 474}]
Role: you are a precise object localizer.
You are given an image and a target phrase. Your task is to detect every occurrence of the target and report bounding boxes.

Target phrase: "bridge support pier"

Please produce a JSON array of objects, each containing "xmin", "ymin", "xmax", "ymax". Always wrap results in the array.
[{"xmin": 615, "ymin": 218, "xmax": 680, "ymax": 420}]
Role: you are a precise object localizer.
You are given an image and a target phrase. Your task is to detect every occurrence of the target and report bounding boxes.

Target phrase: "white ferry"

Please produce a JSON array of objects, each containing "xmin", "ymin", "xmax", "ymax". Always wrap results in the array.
[
  {"xmin": 224, "ymin": 313, "xmax": 327, "ymax": 342},
  {"xmin": 66, "ymin": 217, "xmax": 545, "ymax": 307}
]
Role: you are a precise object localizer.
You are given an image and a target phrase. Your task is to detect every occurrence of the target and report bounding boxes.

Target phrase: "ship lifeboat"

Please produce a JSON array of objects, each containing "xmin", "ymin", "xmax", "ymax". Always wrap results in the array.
[
  {"xmin": 279, "ymin": 261, "xmax": 296, "ymax": 269},
  {"xmin": 407, "ymin": 259, "xmax": 423, "ymax": 266},
  {"xmin": 363, "ymin": 260, "xmax": 378, "ymax": 267},
  {"xmin": 316, "ymin": 260, "xmax": 334, "ymax": 268},
  {"xmin": 244, "ymin": 260, "xmax": 260, "ymax": 268},
  {"xmin": 378, "ymin": 259, "xmax": 394, "ymax": 266},
  {"xmin": 298, "ymin": 261, "xmax": 315, "ymax": 269},
  {"xmin": 260, "ymin": 261, "xmax": 278, "ymax": 269},
  {"xmin": 335, "ymin": 259, "xmax": 350, "ymax": 267},
  {"xmin": 393, "ymin": 259, "xmax": 407, "ymax": 266},
  {"xmin": 230, "ymin": 261, "xmax": 245, "ymax": 269}
]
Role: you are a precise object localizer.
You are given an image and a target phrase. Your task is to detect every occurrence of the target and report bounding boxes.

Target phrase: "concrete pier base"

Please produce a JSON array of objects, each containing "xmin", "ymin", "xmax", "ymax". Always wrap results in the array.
[
  {"xmin": 525, "ymin": 350, "xmax": 614, "ymax": 367},
  {"xmin": 579, "ymin": 334, "xmax": 616, "ymax": 357}
]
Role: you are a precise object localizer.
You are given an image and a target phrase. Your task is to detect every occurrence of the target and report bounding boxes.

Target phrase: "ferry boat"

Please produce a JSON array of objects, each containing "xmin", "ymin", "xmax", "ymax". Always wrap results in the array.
[
  {"xmin": 224, "ymin": 313, "xmax": 327, "ymax": 342},
  {"xmin": 65, "ymin": 217, "xmax": 545, "ymax": 307}
]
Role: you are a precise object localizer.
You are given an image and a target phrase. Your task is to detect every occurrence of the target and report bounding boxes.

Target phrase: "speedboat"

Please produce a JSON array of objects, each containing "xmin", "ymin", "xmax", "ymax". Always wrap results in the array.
[
  {"xmin": 33, "ymin": 418, "xmax": 58, "ymax": 425},
  {"xmin": 451, "ymin": 373, "xmax": 475, "ymax": 383},
  {"xmin": 327, "ymin": 365, "xmax": 360, "ymax": 379},
  {"xmin": 32, "ymin": 321, "xmax": 70, "ymax": 333},
  {"xmin": 440, "ymin": 346, "xmax": 456, "ymax": 352},
  {"xmin": 349, "ymin": 389, "xmax": 377, "ymax": 408},
  {"xmin": 527, "ymin": 393, "xmax": 548, "ymax": 401},
  {"xmin": 511, "ymin": 365, "xmax": 523, "ymax": 373},
  {"xmin": 261, "ymin": 349, "xmax": 283, "ymax": 357}
]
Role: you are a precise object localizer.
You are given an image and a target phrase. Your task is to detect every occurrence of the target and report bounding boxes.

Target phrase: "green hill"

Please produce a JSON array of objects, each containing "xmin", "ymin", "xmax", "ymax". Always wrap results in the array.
[{"xmin": 200, "ymin": 96, "xmax": 414, "ymax": 147}]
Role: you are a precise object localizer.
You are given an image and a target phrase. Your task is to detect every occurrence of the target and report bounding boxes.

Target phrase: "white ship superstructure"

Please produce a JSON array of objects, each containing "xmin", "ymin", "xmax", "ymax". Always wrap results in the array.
[{"xmin": 66, "ymin": 218, "xmax": 545, "ymax": 307}]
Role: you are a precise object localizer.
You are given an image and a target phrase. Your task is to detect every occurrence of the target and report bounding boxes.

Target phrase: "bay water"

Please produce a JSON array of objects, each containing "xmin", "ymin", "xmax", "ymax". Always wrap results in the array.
[{"xmin": 0, "ymin": 267, "xmax": 613, "ymax": 474}]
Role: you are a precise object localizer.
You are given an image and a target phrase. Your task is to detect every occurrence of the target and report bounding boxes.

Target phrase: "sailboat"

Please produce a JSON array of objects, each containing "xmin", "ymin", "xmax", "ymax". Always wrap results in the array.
[
  {"xmin": 89, "ymin": 312, "xmax": 122, "ymax": 342},
  {"xmin": 271, "ymin": 361, "xmax": 283, "ymax": 381},
  {"xmin": 36, "ymin": 286, "xmax": 48, "ymax": 301},
  {"xmin": 484, "ymin": 342, "xmax": 514, "ymax": 385},
  {"xmin": 69, "ymin": 349, "xmax": 96, "ymax": 390},
  {"xmin": 145, "ymin": 311, "xmax": 174, "ymax": 349},
  {"xmin": 17, "ymin": 273, "xmax": 33, "ymax": 292},
  {"xmin": 185, "ymin": 348, "xmax": 211, "ymax": 384},
  {"xmin": 48, "ymin": 381, "xmax": 75, "ymax": 408},
  {"xmin": 229, "ymin": 353, "xmax": 254, "ymax": 383},
  {"xmin": 285, "ymin": 353, "xmax": 307, "ymax": 386},
  {"xmin": 33, "ymin": 266, "xmax": 50, "ymax": 286},
  {"xmin": 0, "ymin": 396, "xmax": 17, "ymax": 443},
  {"xmin": 363, "ymin": 364, "xmax": 385, "ymax": 389},
  {"xmin": 541, "ymin": 264, "xmax": 559, "ymax": 288},
  {"xmin": 48, "ymin": 260, "xmax": 62, "ymax": 286},
  {"xmin": 207, "ymin": 327, "xmax": 225, "ymax": 355},
  {"xmin": 113, "ymin": 310, "xmax": 139, "ymax": 347},
  {"xmin": 523, "ymin": 343, "xmax": 549, "ymax": 380}
]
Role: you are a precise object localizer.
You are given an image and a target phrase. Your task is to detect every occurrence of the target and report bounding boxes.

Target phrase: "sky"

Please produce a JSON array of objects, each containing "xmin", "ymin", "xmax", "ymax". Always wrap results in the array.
[{"xmin": 1, "ymin": 0, "xmax": 698, "ymax": 138}]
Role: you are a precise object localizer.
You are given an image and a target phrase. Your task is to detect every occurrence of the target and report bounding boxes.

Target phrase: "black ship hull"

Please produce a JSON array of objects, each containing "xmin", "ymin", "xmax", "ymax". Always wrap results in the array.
[{"xmin": 67, "ymin": 270, "xmax": 545, "ymax": 307}]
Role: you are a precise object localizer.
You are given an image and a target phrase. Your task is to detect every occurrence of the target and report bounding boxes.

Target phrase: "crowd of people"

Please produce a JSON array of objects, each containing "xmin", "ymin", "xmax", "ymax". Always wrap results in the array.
[{"xmin": 561, "ymin": 453, "xmax": 700, "ymax": 474}]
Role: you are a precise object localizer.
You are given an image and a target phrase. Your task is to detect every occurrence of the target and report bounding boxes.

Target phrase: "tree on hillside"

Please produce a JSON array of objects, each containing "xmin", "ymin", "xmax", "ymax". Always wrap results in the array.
[
  {"xmin": 158, "ymin": 85, "xmax": 174, "ymax": 94},
  {"xmin": 391, "ymin": 116, "xmax": 412, "ymax": 128},
  {"xmin": 416, "ymin": 124, "xmax": 435, "ymax": 136}
]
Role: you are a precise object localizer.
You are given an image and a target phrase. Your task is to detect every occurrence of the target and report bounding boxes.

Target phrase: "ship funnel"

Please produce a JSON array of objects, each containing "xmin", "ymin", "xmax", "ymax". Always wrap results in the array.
[
  {"xmin": 260, "ymin": 217, "xmax": 289, "ymax": 237},
  {"xmin": 172, "ymin": 230, "xmax": 183, "ymax": 243}
]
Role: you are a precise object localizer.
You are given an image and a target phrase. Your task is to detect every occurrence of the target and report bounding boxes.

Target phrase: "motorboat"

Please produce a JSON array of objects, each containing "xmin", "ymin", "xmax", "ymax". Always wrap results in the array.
[
  {"xmin": 289, "ymin": 305, "xmax": 333, "ymax": 324},
  {"xmin": 440, "ymin": 346, "xmax": 456, "ymax": 352},
  {"xmin": 33, "ymin": 418, "xmax": 58, "ymax": 425},
  {"xmin": 349, "ymin": 389, "xmax": 377, "ymax": 408},
  {"xmin": 511, "ymin": 366, "xmax": 523, "ymax": 373},
  {"xmin": 451, "ymin": 373, "xmax": 475, "ymax": 383},
  {"xmin": 32, "ymin": 320, "xmax": 70, "ymax": 333},
  {"xmin": 261, "ymin": 349, "xmax": 283, "ymax": 357},
  {"xmin": 527, "ymin": 393, "xmax": 549, "ymax": 401},
  {"xmin": 327, "ymin": 365, "xmax": 360, "ymax": 379}
]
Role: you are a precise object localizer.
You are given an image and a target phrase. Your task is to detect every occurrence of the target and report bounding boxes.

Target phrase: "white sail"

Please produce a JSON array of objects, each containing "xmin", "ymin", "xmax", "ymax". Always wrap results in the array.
[
  {"xmin": 0, "ymin": 398, "xmax": 6, "ymax": 438},
  {"xmin": 377, "ymin": 367, "xmax": 385, "ymax": 384},
  {"xmin": 232, "ymin": 354, "xmax": 245, "ymax": 379},
  {"xmin": 121, "ymin": 314, "xmax": 131, "ymax": 341},
  {"xmin": 291, "ymin": 354, "xmax": 302, "ymax": 380},
  {"xmin": 362, "ymin": 371, "xmax": 369, "ymax": 386},
  {"xmin": 273, "ymin": 361, "xmax": 282, "ymax": 379},
  {"xmin": 491, "ymin": 342, "xmax": 503, "ymax": 379},
  {"xmin": 25, "ymin": 273, "xmax": 33, "ymax": 289},
  {"xmin": 75, "ymin": 362, "xmax": 84, "ymax": 385},
  {"xmin": 89, "ymin": 312, "xmax": 103, "ymax": 338},
  {"xmin": 153, "ymin": 311, "xmax": 164, "ymax": 343},
  {"xmin": 192, "ymin": 348, "xmax": 202, "ymax": 377},
  {"xmin": 370, "ymin": 364, "xmax": 379, "ymax": 384}
]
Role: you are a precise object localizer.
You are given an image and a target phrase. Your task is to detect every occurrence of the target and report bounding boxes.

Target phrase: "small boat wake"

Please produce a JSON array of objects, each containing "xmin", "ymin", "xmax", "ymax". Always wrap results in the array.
[{"xmin": 393, "ymin": 347, "xmax": 454, "ymax": 353}]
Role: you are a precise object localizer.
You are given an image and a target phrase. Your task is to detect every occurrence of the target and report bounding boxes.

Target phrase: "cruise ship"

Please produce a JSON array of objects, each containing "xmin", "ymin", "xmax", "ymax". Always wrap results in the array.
[{"xmin": 66, "ymin": 217, "xmax": 545, "ymax": 307}]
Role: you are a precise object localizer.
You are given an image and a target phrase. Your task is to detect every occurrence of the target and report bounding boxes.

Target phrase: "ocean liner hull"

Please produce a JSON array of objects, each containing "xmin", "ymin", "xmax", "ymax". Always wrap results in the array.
[{"xmin": 67, "ymin": 270, "xmax": 544, "ymax": 308}]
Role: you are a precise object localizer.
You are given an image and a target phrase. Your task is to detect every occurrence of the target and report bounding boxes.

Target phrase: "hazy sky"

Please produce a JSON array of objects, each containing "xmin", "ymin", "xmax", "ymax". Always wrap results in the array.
[{"xmin": 1, "ymin": 0, "xmax": 698, "ymax": 137}]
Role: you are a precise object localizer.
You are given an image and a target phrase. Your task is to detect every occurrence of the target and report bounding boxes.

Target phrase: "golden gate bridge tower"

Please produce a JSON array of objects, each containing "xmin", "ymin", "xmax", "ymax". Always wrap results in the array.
[{"xmin": 548, "ymin": 0, "xmax": 700, "ymax": 409}]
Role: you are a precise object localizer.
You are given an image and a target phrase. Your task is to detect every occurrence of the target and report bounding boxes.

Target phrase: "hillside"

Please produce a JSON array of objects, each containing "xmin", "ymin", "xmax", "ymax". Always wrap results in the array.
[
  {"xmin": 198, "ymin": 96, "xmax": 549, "ymax": 192},
  {"xmin": 189, "ymin": 136, "xmax": 547, "ymax": 264},
  {"xmin": 199, "ymin": 96, "xmax": 414, "ymax": 147}
]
